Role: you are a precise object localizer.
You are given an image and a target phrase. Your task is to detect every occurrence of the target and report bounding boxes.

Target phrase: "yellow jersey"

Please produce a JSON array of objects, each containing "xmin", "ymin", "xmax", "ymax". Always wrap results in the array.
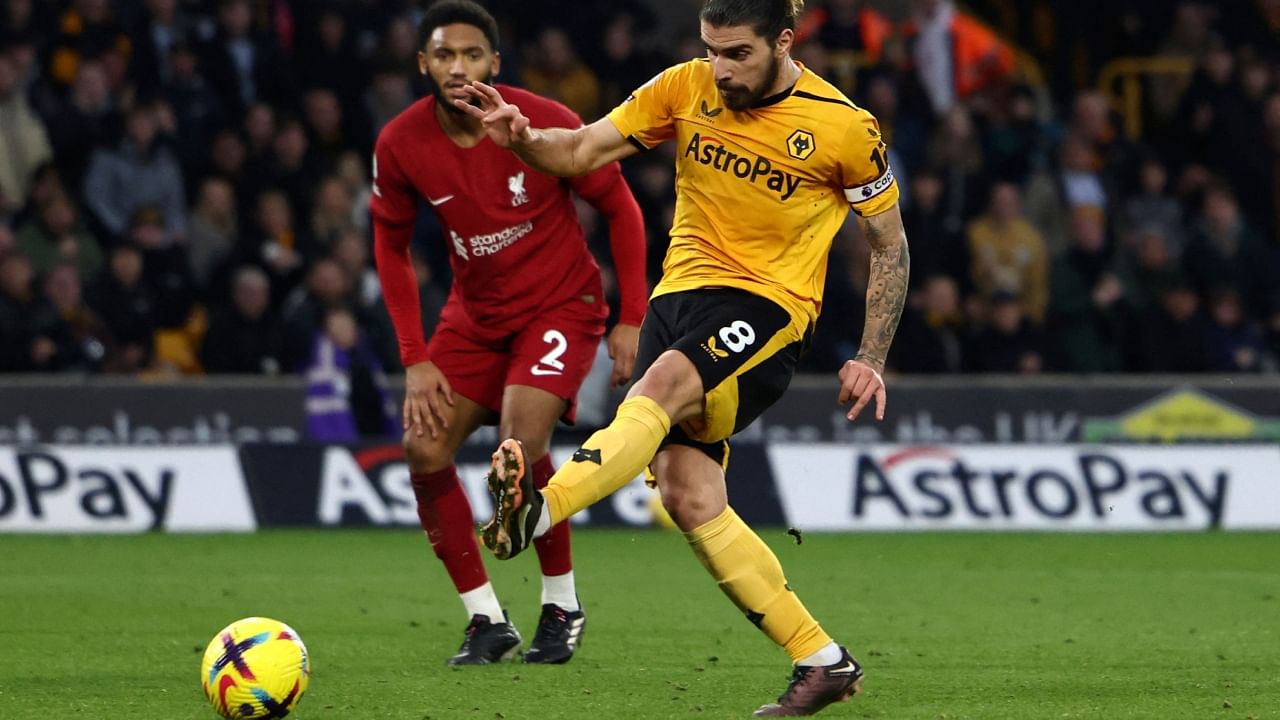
[{"xmin": 607, "ymin": 59, "xmax": 899, "ymax": 328}]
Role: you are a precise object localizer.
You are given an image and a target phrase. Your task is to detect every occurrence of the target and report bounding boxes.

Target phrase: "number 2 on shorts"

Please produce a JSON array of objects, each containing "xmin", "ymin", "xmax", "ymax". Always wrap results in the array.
[{"xmin": 531, "ymin": 329, "xmax": 568, "ymax": 376}]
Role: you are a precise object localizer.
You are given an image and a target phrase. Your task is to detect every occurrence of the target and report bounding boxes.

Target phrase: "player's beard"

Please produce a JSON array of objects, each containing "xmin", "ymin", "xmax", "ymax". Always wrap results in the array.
[
  {"xmin": 717, "ymin": 53, "xmax": 781, "ymax": 112},
  {"xmin": 433, "ymin": 73, "xmax": 493, "ymax": 115}
]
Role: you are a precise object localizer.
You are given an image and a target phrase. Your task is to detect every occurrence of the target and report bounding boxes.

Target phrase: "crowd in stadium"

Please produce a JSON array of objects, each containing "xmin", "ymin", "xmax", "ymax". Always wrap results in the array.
[{"xmin": 1, "ymin": 0, "xmax": 1279, "ymax": 378}]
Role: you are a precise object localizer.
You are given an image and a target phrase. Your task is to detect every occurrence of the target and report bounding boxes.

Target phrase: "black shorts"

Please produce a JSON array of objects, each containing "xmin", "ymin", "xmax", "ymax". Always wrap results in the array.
[{"xmin": 633, "ymin": 288, "xmax": 808, "ymax": 466}]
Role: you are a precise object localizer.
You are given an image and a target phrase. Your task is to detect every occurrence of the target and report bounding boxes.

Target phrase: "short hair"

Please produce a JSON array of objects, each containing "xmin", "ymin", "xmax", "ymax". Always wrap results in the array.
[
  {"xmin": 418, "ymin": 0, "xmax": 499, "ymax": 52},
  {"xmin": 700, "ymin": 0, "xmax": 804, "ymax": 41}
]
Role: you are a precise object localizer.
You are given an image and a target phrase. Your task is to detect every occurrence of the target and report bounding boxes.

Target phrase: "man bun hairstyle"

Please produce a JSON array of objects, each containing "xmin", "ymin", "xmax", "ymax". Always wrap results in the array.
[
  {"xmin": 700, "ymin": 0, "xmax": 805, "ymax": 41},
  {"xmin": 418, "ymin": 0, "xmax": 500, "ymax": 51}
]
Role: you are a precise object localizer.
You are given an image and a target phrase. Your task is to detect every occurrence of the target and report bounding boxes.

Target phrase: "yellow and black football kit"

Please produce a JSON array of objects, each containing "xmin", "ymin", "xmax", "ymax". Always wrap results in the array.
[
  {"xmin": 537, "ymin": 60, "xmax": 900, "ymax": 665},
  {"xmin": 608, "ymin": 58, "xmax": 899, "ymax": 448}
]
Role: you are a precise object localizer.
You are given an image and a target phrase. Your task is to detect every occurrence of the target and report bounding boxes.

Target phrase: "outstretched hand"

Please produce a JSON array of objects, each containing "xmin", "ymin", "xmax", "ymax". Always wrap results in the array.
[
  {"xmin": 837, "ymin": 358, "xmax": 887, "ymax": 422},
  {"xmin": 454, "ymin": 82, "xmax": 532, "ymax": 148}
]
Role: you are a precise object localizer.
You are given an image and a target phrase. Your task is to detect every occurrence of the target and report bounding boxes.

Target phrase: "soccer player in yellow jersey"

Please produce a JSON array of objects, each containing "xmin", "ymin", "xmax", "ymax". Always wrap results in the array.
[{"xmin": 457, "ymin": 0, "xmax": 908, "ymax": 714}]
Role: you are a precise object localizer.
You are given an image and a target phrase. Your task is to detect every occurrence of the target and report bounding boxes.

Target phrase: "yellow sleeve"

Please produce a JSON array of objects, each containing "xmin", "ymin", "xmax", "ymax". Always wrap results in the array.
[
  {"xmin": 606, "ymin": 62, "xmax": 686, "ymax": 150},
  {"xmin": 838, "ymin": 110, "xmax": 900, "ymax": 217}
]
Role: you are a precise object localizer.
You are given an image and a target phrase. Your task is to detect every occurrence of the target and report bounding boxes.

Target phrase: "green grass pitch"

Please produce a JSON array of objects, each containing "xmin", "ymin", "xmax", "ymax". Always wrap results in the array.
[{"xmin": 1, "ymin": 529, "xmax": 1277, "ymax": 719}]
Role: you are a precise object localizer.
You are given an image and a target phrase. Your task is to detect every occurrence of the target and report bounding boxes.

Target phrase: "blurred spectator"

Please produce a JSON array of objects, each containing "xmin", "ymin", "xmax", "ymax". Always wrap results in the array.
[
  {"xmin": 1048, "ymin": 206, "xmax": 1129, "ymax": 372},
  {"xmin": 304, "ymin": 305, "xmax": 398, "ymax": 441},
  {"xmin": 200, "ymin": 0, "xmax": 293, "ymax": 116},
  {"xmin": 1122, "ymin": 157, "xmax": 1183, "ymax": 252},
  {"xmin": 309, "ymin": 176, "xmax": 355, "ymax": 253},
  {"xmin": 245, "ymin": 116, "xmax": 325, "ymax": 227},
  {"xmin": 133, "ymin": 0, "xmax": 201, "ymax": 95},
  {"xmin": 14, "ymin": 192, "xmax": 103, "ymax": 278},
  {"xmin": 797, "ymin": 0, "xmax": 894, "ymax": 59},
  {"xmin": 334, "ymin": 152, "xmax": 371, "ymax": 234},
  {"xmin": 281, "ymin": 257, "xmax": 350, "ymax": 372},
  {"xmin": 187, "ymin": 176, "xmax": 238, "ymax": 290},
  {"xmin": 890, "ymin": 274, "xmax": 966, "ymax": 373},
  {"xmin": 902, "ymin": 168, "xmax": 967, "ymax": 292},
  {"xmin": 1057, "ymin": 133, "xmax": 1108, "ymax": 211},
  {"xmin": 903, "ymin": 0, "xmax": 1014, "ymax": 117},
  {"xmin": 332, "ymin": 229, "xmax": 397, "ymax": 369},
  {"xmin": 1121, "ymin": 226, "xmax": 1180, "ymax": 314},
  {"xmin": 206, "ymin": 127, "xmax": 249, "ymax": 206},
  {"xmin": 1068, "ymin": 91, "xmax": 1138, "ymax": 197},
  {"xmin": 595, "ymin": 12, "xmax": 666, "ymax": 111},
  {"xmin": 967, "ymin": 181, "xmax": 1049, "ymax": 322},
  {"xmin": 201, "ymin": 265, "xmax": 284, "ymax": 374},
  {"xmin": 365, "ymin": 56, "xmax": 413, "ymax": 140},
  {"xmin": 42, "ymin": 59, "xmax": 120, "ymax": 191},
  {"xmin": 82, "ymin": 101, "xmax": 187, "ymax": 242},
  {"xmin": 45, "ymin": 0, "xmax": 132, "ymax": 92},
  {"xmin": 0, "ymin": 223, "xmax": 14, "ymax": 257},
  {"xmin": 162, "ymin": 40, "xmax": 226, "ymax": 186},
  {"xmin": 1136, "ymin": 277, "xmax": 1212, "ymax": 372},
  {"xmin": 42, "ymin": 261, "xmax": 110, "ymax": 372},
  {"xmin": 242, "ymin": 101, "xmax": 276, "ymax": 164},
  {"xmin": 304, "ymin": 87, "xmax": 362, "ymax": 166},
  {"xmin": 926, "ymin": 105, "xmax": 988, "ymax": 234},
  {"xmin": 298, "ymin": 5, "xmax": 368, "ymax": 113},
  {"xmin": 1182, "ymin": 184, "xmax": 1279, "ymax": 320},
  {"xmin": 1237, "ymin": 91, "xmax": 1280, "ymax": 247},
  {"xmin": 984, "ymin": 84, "xmax": 1047, "ymax": 186},
  {"xmin": 243, "ymin": 188, "xmax": 305, "ymax": 302},
  {"xmin": 521, "ymin": 27, "xmax": 601, "ymax": 120},
  {"xmin": 87, "ymin": 243, "xmax": 156, "ymax": 373},
  {"xmin": 1204, "ymin": 287, "xmax": 1268, "ymax": 372},
  {"xmin": 0, "ymin": 47, "xmax": 52, "ymax": 219},
  {"xmin": 966, "ymin": 290, "xmax": 1047, "ymax": 373},
  {"xmin": 0, "ymin": 252, "xmax": 70, "ymax": 371}
]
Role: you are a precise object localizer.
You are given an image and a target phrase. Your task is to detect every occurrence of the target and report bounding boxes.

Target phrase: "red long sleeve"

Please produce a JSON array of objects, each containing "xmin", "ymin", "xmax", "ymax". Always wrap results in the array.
[
  {"xmin": 577, "ymin": 174, "xmax": 648, "ymax": 326},
  {"xmin": 372, "ymin": 217, "xmax": 430, "ymax": 367}
]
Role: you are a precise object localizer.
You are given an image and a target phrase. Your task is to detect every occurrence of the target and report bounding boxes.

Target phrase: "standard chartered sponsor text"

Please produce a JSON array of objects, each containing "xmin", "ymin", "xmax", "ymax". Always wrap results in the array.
[{"xmin": 467, "ymin": 221, "xmax": 534, "ymax": 256}]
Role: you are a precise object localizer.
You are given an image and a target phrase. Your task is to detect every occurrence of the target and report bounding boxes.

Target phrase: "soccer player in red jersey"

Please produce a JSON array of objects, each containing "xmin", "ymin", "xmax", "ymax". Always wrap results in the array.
[{"xmin": 370, "ymin": 0, "xmax": 648, "ymax": 666}]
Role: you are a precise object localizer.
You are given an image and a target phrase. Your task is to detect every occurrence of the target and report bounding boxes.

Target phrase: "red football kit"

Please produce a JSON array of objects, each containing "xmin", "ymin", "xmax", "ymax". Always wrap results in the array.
[{"xmin": 371, "ymin": 86, "xmax": 646, "ymax": 421}]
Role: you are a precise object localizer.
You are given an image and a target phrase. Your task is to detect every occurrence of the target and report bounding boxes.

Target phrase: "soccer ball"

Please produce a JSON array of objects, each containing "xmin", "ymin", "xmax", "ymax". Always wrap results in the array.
[{"xmin": 200, "ymin": 617, "xmax": 310, "ymax": 719}]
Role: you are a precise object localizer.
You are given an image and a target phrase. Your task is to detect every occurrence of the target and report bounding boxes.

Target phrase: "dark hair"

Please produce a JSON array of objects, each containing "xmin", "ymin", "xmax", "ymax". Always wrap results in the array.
[
  {"xmin": 700, "ymin": 0, "xmax": 804, "ymax": 41},
  {"xmin": 418, "ymin": 0, "xmax": 500, "ymax": 51}
]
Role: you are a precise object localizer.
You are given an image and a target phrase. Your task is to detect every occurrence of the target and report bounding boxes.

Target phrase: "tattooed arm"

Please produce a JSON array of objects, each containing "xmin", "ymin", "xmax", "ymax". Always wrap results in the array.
[{"xmin": 838, "ymin": 203, "xmax": 910, "ymax": 421}]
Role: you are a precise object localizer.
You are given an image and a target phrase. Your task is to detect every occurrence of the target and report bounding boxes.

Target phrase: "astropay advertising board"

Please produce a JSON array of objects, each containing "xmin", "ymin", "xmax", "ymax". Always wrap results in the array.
[
  {"xmin": 0, "ymin": 446, "xmax": 256, "ymax": 532},
  {"xmin": 769, "ymin": 444, "xmax": 1280, "ymax": 531}
]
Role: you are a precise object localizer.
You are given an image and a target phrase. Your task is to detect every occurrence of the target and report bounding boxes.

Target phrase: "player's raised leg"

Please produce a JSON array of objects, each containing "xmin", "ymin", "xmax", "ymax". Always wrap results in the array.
[
  {"xmin": 482, "ymin": 350, "xmax": 704, "ymax": 559},
  {"xmin": 652, "ymin": 444, "xmax": 864, "ymax": 716},
  {"xmin": 404, "ymin": 389, "xmax": 520, "ymax": 665},
  {"xmin": 497, "ymin": 384, "xmax": 587, "ymax": 664}
]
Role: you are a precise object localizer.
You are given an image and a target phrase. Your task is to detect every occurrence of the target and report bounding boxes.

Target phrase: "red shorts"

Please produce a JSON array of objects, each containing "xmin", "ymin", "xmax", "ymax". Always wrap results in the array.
[{"xmin": 426, "ymin": 300, "xmax": 606, "ymax": 424}]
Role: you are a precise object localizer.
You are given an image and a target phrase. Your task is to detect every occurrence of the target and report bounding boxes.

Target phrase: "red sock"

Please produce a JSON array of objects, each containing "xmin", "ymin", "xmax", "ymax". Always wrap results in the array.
[
  {"xmin": 532, "ymin": 454, "xmax": 573, "ymax": 577},
  {"xmin": 411, "ymin": 466, "xmax": 488, "ymax": 593}
]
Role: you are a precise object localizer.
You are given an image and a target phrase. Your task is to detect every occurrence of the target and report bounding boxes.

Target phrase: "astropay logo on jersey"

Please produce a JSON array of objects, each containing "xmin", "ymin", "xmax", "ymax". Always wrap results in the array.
[
  {"xmin": 767, "ymin": 444, "xmax": 1280, "ymax": 531},
  {"xmin": 0, "ymin": 446, "xmax": 256, "ymax": 532}
]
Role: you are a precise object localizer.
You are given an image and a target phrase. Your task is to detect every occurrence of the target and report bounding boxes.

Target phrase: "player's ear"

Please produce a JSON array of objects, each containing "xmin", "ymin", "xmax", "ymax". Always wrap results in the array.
[
  {"xmin": 490, "ymin": 50, "xmax": 501, "ymax": 79},
  {"xmin": 417, "ymin": 50, "xmax": 428, "ymax": 76},
  {"xmin": 774, "ymin": 28, "xmax": 794, "ymax": 58}
]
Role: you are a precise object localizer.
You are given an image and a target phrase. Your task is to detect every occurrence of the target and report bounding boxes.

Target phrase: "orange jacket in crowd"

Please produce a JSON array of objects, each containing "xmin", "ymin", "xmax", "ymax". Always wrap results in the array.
[{"xmin": 902, "ymin": 9, "xmax": 1015, "ymax": 100}]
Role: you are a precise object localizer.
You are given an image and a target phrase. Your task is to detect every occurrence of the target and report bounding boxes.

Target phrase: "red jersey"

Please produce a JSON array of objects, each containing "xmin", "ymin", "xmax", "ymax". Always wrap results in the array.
[{"xmin": 371, "ymin": 87, "xmax": 622, "ymax": 334}]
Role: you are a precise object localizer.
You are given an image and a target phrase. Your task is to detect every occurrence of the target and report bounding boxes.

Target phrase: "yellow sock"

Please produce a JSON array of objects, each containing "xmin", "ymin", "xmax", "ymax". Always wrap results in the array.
[
  {"xmin": 686, "ymin": 507, "xmax": 831, "ymax": 663},
  {"xmin": 542, "ymin": 396, "xmax": 671, "ymax": 524}
]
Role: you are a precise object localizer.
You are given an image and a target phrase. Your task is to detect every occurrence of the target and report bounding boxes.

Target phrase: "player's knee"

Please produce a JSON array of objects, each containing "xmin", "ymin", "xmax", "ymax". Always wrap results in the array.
[
  {"xmin": 659, "ymin": 485, "xmax": 725, "ymax": 531},
  {"xmin": 402, "ymin": 430, "xmax": 452, "ymax": 473}
]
